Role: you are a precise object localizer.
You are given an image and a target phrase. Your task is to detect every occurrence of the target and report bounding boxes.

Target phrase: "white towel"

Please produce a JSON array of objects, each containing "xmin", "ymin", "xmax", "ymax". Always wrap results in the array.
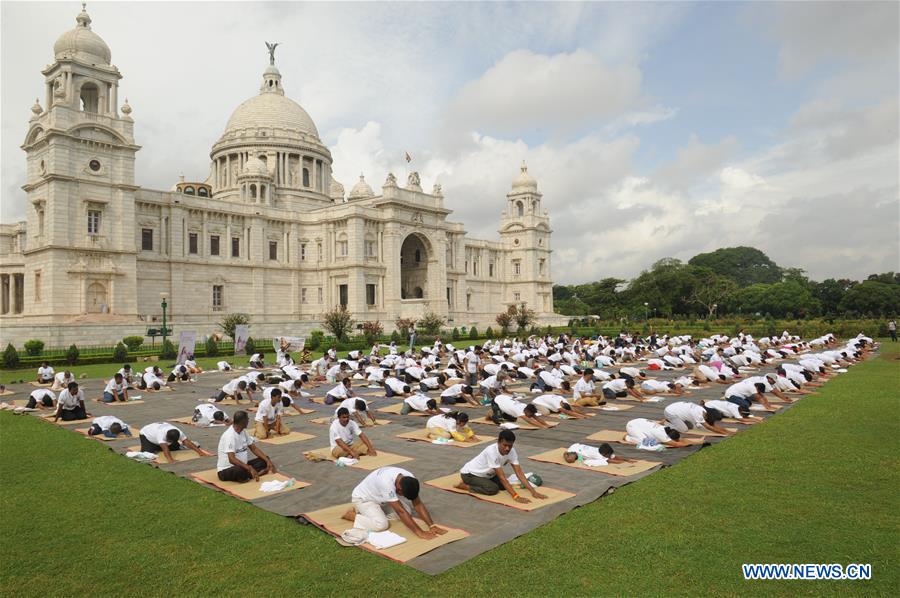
[
  {"xmin": 506, "ymin": 472, "xmax": 534, "ymax": 485},
  {"xmin": 366, "ymin": 530, "xmax": 407, "ymax": 550},
  {"xmin": 584, "ymin": 458, "xmax": 610, "ymax": 467},
  {"xmin": 336, "ymin": 457, "xmax": 359, "ymax": 466},
  {"xmin": 499, "ymin": 422, "xmax": 519, "ymax": 430},
  {"xmin": 259, "ymin": 478, "xmax": 294, "ymax": 493},
  {"xmin": 431, "ymin": 437, "xmax": 453, "ymax": 445},
  {"xmin": 125, "ymin": 451, "xmax": 157, "ymax": 461},
  {"xmin": 600, "ymin": 405, "xmax": 622, "ymax": 411}
]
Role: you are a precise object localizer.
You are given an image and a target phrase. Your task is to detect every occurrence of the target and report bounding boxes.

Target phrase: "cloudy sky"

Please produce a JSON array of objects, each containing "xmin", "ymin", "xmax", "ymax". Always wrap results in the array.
[{"xmin": 2, "ymin": 1, "xmax": 897, "ymax": 284}]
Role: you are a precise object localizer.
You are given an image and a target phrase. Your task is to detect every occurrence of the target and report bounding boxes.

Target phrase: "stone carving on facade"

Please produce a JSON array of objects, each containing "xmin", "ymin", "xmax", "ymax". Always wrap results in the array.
[
  {"xmin": 406, "ymin": 171, "xmax": 421, "ymax": 191},
  {"xmin": 432, "ymin": 183, "xmax": 442, "ymax": 196},
  {"xmin": 384, "ymin": 172, "xmax": 397, "ymax": 187},
  {"xmin": 265, "ymin": 42, "xmax": 279, "ymax": 65},
  {"xmin": 411, "ymin": 211, "xmax": 424, "ymax": 224}
]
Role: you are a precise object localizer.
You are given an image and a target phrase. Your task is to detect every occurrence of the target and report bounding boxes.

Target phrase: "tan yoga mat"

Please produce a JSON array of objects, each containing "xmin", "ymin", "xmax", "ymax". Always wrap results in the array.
[
  {"xmin": 528, "ymin": 448, "xmax": 662, "ymax": 477},
  {"xmin": 304, "ymin": 448, "xmax": 413, "ymax": 470},
  {"xmin": 0, "ymin": 389, "xmax": 16, "ymax": 396},
  {"xmin": 30, "ymin": 382, "xmax": 53, "ymax": 388},
  {"xmin": 301, "ymin": 503, "xmax": 469, "ymax": 563},
  {"xmin": 683, "ymin": 426, "xmax": 738, "ymax": 437},
  {"xmin": 723, "ymin": 417, "xmax": 760, "ymax": 425},
  {"xmin": 592, "ymin": 404, "xmax": 635, "ymax": 412},
  {"xmin": 126, "ymin": 446, "xmax": 211, "ymax": 464},
  {"xmin": 93, "ymin": 399, "xmax": 145, "ymax": 406},
  {"xmin": 145, "ymin": 387, "xmax": 173, "ymax": 393},
  {"xmin": 75, "ymin": 428, "xmax": 134, "ymax": 441},
  {"xmin": 395, "ymin": 428, "xmax": 492, "ymax": 448},
  {"xmin": 425, "ymin": 473, "xmax": 576, "ymax": 511},
  {"xmin": 586, "ymin": 429, "xmax": 705, "ymax": 446},
  {"xmin": 284, "ymin": 408, "xmax": 315, "ymax": 416},
  {"xmin": 547, "ymin": 411, "xmax": 595, "ymax": 419},
  {"xmin": 42, "ymin": 415, "xmax": 88, "ymax": 425},
  {"xmin": 206, "ymin": 397, "xmax": 251, "ymax": 406},
  {"xmin": 254, "ymin": 431, "xmax": 316, "ymax": 445},
  {"xmin": 169, "ymin": 416, "xmax": 228, "ymax": 428},
  {"xmin": 309, "ymin": 417, "xmax": 390, "ymax": 427},
  {"xmin": 192, "ymin": 469, "xmax": 310, "ymax": 501},
  {"xmin": 469, "ymin": 416, "xmax": 559, "ymax": 431}
]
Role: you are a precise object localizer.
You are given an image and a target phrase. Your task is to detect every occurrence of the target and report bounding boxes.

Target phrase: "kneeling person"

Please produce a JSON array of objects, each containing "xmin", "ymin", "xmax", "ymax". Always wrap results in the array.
[
  {"xmin": 88, "ymin": 415, "xmax": 132, "ymax": 438},
  {"xmin": 138, "ymin": 422, "xmax": 211, "ymax": 464},
  {"xmin": 456, "ymin": 430, "xmax": 546, "ymax": 503},
  {"xmin": 329, "ymin": 407, "xmax": 377, "ymax": 459},
  {"xmin": 217, "ymin": 411, "xmax": 276, "ymax": 482}
]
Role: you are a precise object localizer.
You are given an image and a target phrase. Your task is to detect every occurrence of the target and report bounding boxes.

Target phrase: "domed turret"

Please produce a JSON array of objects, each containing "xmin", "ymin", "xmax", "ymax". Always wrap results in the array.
[
  {"xmin": 348, "ymin": 174, "xmax": 374, "ymax": 200},
  {"xmin": 242, "ymin": 154, "xmax": 270, "ymax": 178},
  {"xmin": 511, "ymin": 161, "xmax": 538, "ymax": 193},
  {"xmin": 53, "ymin": 4, "xmax": 111, "ymax": 65}
]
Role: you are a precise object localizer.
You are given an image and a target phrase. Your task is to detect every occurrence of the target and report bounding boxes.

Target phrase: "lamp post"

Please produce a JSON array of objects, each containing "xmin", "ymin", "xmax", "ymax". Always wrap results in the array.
[
  {"xmin": 160, "ymin": 295, "xmax": 169, "ymax": 347},
  {"xmin": 712, "ymin": 303, "xmax": 718, "ymax": 320},
  {"xmin": 643, "ymin": 302, "xmax": 649, "ymax": 322}
]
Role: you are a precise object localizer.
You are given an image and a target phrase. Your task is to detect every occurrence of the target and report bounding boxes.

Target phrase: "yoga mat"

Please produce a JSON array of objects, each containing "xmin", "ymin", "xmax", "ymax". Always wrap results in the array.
[
  {"xmin": 205, "ymin": 397, "xmax": 251, "ymax": 406},
  {"xmin": 547, "ymin": 411, "xmax": 595, "ymax": 419},
  {"xmin": 75, "ymin": 428, "xmax": 134, "ymax": 441},
  {"xmin": 126, "ymin": 446, "xmax": 210, "ymax": 464},
  {"xmin": 42, "ymin": 415, "xmax": 89, "ymax": 426},
  {"xmin": 30, "ymin": 382, "xmax": 53, "ymax": 388},
  {"xmin": 0, "ymin": 389, "xmax": 16, "ymax": 396},
  {"xmin": 145, "ymin": 387, "xmax": 173, "ymax": 393},
  {"xmin": 375, "ymin": 403, "xmax": 441, "ymax": 416},
  {"xmin": 683, "ymin": 427, "xmax": 738, "ymax": 437},
  {"xmin": 93, "ymin": 399, "xmax": 145, "ymax": 406},
  {"xmin": 528, "ymin": 448, "xmax": 662, "ymax": 477},
  {"xmin": 395, "ymin": 428, "xmax": 492, "ymax": 448},
  {"xmin": 300, "ymin": 503, "xmax": 469, "ymax": 563},
  {"xmin": 254, "ymin": 431, "xmax": 316, "ymax": 445},
  {"xmin": 425, "ymin": 473, "xmax": 576, "ymax": 511},
  {"xmin": 284, "ymin": 408, "xmax": 315, "ymax": 416},
  {"xmin": 469, "ymin": 416, "xmax": 559, "ymax": 431},
  {"xmin": 722, "ymin": 417, "xmax": 760, "ymax": 425},
  {"xmin": 593, "ymin": 404, "xmax": 635, "ymax": 412},
  {"xmin": 191, "ymin": 469, "xmax": 309, "ymax": 501},
  {"xmin": 309, "ymin": 417, "xmax": 390, "ymax": 427},
  {"xmin": 169, "ymin": 416, "xmax": 228, "ymax": 428},
  {"xmin": 586, "ymin": 429, "xmax": 705, "ymax": 446},
  {"xmin": 304, "ymin": 448, "xmax": 413, "ymax": 470}
]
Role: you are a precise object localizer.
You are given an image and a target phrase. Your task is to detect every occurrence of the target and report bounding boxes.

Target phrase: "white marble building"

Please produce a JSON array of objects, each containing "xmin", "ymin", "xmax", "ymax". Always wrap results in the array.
[{"xmin": 0, "ymin": 5, "xmax": 563, "ymax": 347}]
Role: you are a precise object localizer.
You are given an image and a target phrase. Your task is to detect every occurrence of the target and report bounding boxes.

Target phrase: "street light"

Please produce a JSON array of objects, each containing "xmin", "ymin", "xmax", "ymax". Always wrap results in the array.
[
  {"xmin": 712, "ymin": 303, "xmax": 718, "ymax": 320},
  {"xmin": 160, "ymin": 293, "xmax": 169, "ymax": 346},
  {"xmin": 643, "ymin": 302, "xmax": 649, "ymax": 321}
]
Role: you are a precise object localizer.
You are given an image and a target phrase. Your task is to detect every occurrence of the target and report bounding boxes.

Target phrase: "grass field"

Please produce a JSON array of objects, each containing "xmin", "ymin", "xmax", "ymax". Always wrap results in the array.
[
  {"xmin": 0, "ymin": 338, "xmax": 497, "ymax": 383},
  {"xmin": 1, "ymin": 344, "xmax": 897, "ymax": 596}
]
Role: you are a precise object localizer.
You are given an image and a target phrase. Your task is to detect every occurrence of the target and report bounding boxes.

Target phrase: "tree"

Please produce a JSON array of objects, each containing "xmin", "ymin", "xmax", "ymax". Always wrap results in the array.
[
  {"xmin": 691, "ymin": 275, "xmax": 738, "ymax": 318},
  {"xmin": 361, "ymin": 321, "xmax": 384, "ymax": 345},
  {"xmin": 218, "ymin": 313, "xmax": 250, "ymax": 340},
  {"xmin": 65, "ymin": 344, "xmax": 80, "ymax": 365},
  {"xmin": 23, "ymin": 340, "xmax": 44, "ymax": 356},
  {"xmin": 205, "ymin": 336, "xmax": 219, "ymax": 357},
  {"xmin": 839, "ymin": 281, "xmax": 900, "ymax": 316},
  {"xmin": 394, "ymin": 318, "xmax": 416, "ymax": 337},
  {"xmin": 2, "ymin": 343, "xmax": 20, "ymax": 369},
  {"xmin": 495, "ymin": 311, "xmax": 513, "ymax": 334},
  {"xmin": 122, "ymin": 336, "xmax": 144, "ymax": 351},
  {"xmin": 159, "ymin": 339, "xmax": 176, "ymax": 360},
  {"xmin": 812, "ymin": 279, "xmax": 856, "ymax": 315},
  {"xmin": 514, "ymin": 303, "xmax": 536, "ymax": 331},
  {"xmin": 417, "ymin": 312, "xmax": 445, "ymax": 336},
  {"xmin": 113, "ymin": 342, "xmax": 128, "ymax": 362},
  {"xmin": 323, "ymin": 305, "xmax": 355, "ymax": 341},
  {"xmin": 688, "ymin": 246, "xmax": 782, "ymax": 286}
]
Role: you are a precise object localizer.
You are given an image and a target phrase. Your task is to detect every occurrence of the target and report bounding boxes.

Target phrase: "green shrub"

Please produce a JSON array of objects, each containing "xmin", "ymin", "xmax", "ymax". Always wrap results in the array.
[
  {"xmin": 219, "ymin": 313, "xmax": 251, "ymax": 340},
  {"xmin": 451, "ymin": 327, "xmax": 460, "ymax": 340},
  {"xmin": 362, "ymin": 321, "xmax": 384, "ymax": 346},
  {"xmin": 3, "ymin": 343, "xmax": 20, "ymax": 369},
  {"xmin": 244, "ymin": 337, "xmax": 256, "ymax": 356},
  {"xmin": 205, "ymin": 336, "xmax": 219, "ymax": 357},
  {"xmin": 485, "ymin": 326, "xmax": 494, "ymax": 339},
  {"xmin": 23, "ymin": 340, "xmax": 44, "ymax": 356},
  {"xmin": 323, "ymin": 306, "xmax": 355, "ymax": 341},
  {"xmin": 469, "ymin": 326, "xmax": 478, "ymax": 340},
  {"xmin": 159, "ymin": 339, "xmax": 176, "ymax": 360},
  {"xmin": 417, "ymin": 312, "xmax": 445, "ymax": 336},
  {"xmin": 65, "ymin": 344, "xmax": 80, "ymax": 365},
  {"xmin": 113, "ymin": 342, "xmax": 128, "ymax": 362},
  {"xmin": 307, "ymin": 330, "xmax": 325, "ymax": 350},
  {"xmin": 390, "ymin": 330, "xmax": 400, "ymax": 343},
  {"xmin": 122, "ymin": 336, "xmax": 144, "ymax": 351}
]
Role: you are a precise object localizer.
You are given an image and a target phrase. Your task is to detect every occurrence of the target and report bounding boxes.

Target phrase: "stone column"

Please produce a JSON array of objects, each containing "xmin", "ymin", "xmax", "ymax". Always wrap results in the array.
[
  {"xmin": 1, "ymin": 274, "xmax": 9, "ymax": 314},
  {"xmin": 13, "ymin": 273, "xmax": 24, "ymax": 314}
]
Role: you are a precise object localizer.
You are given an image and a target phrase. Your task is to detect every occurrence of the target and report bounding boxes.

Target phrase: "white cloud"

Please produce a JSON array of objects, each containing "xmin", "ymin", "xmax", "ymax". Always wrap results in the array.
[{"xmin": 654, "ymin": 134, "xmax": 740, "ymax": 191}]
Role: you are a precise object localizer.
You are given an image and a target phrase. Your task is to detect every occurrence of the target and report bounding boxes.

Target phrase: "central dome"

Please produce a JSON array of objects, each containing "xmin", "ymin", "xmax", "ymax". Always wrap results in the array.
[{"xmin": 224, "ymin": 93, "xmax": 319, "ymax": 139}]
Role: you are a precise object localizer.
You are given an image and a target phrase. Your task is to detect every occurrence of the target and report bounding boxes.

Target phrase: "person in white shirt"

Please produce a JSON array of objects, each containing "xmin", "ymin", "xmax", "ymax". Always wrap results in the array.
[
  {"xmin": 624, "ymin": 418, "xmax": 690, "ymax": 447},
  {"xmin": 456, "ymin": 430, "xmax": 546, "ymax": 503},
  {"xmin": 216, "ymin": 411, "xmax": 275, "ymax": 482},
  {"xmin": 87, "ymin": 415, "xmax": 132, "ymax": 438},
  {"xmin": 440, "ymin": 383, "xmax": 477, "ymax": 406},
  {"xmin": 326, "ymin": 363, "xmax": 349, "ymax": 384},
  {"xmin": 214, "ymin": 379, "xmax": 249, "ymax": 403},
  {"xmin": 490, "ymin": 394, "xmax": 550, "ymax": 428},
  {"xmin": 701, "ymin": 399, "xmax": 763, "ymax": 423},
  {"xmin": 572, "ymin": 369, "xmax": 603, "ymax": 406},
  {"xmin": 248, "ymin": 352, "xmax": 266, "ymax": 369},
  {"xmin": 531, "ymin": 391, "xmax": 589, "ymax": 419},
  {"xmin": 664, "ymin": 401, "xmax": 732, "ymax": 435},
  {"xmin": 426, "ymin": 411, "xmax": 479, "ymax": 442},
  {"xmin": 36, "ymin": 362, "xmax": 55, "ymax": 384},
  {"xmin": 479, "ymin": 372, "xmax": 509, "ymax": 400},
  {"xmin": 329, "ymin": 407, "xmax": 376, "ymax": 458},
  {"xmin": 25, "ymin": 388, "xmax": 56, "ymax": 410},
  {"xmin": 167, "ymin": 364, "xmax": 190, "ymax": 383},
  {"xmin": 51, "ymin": 370, "xmax": 75, "ymax": 391},
  {"xmin": 193, "ymin": 403, "xmax": 230, "ymax": 427},
  {"xmin": 465, "ymin": 346, "xmax": 482, "ymax": 386},
  {"xmin": 101, "ymin": 373, "xmax": 129, "ymax": 403},
  {"xmin": 563, "ymin": 442, "xmax": 632, "ymax": 465},
  {"xmin": 724, "ymin": 380, "xmax": 778, "ymax": 411},
  {"xmin": 254, "ymin": 389, "xmax": 291, "ymax": 439},
  {"xmin": 217, "ymin": 360, "xmax": 234, "ymax": 372},
  {"xmin": 602, "ymin": 377, "xmax": 645, "ymax": 401},
  {"xmin": 618, "ymin": 366, "xmax": 646, "ymax": 380},
  {"xmin": 140, "ymin": 367, "xmax": 168, "ymax": 391},
  {"xmin": 401, "ymin": 394, "xmax": 441, "ymax": 415},
  {"xmin": 340, "ymin": 466, "xmax": 444, "ymax": 539},
  {"xmin": 383, "ymin": 376, "xmax": 411, "ymax": 398},
  {"xmin": 53, "ymin": 382, "xmax": 89, "ymax": 422},
  {"xmin": 418, "ymin": 373, "xmax": 447, "ymax": 393},
  {"xmin": 183, "ymin": 354, "xmax": 203, "ymax": 374},
  {"xmin": 138, "ymin": 422, "xmax": 211, "ymax": 464},
  {"xmin": 117, "ymin": 364, "xmax": 135, "ymax": 386},
  {"xmin": 639, "ymin": 379, "xmax": 687, "ymax": 395},
  {"xmin": 335, "ymin": 398, "xmax": 377, "ymax": 427},
  {"xmin": 325, "ymin": 377, "xmax": 355, "ymax": 405}
]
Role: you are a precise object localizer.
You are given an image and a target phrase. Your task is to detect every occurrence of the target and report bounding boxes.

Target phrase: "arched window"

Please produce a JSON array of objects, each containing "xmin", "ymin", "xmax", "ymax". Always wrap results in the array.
[
  {"xmin": 198, "ymin": 187, "xmax": 209, "ymax": 197},
  {"xmin": 415, "ymin": 249, "xmax": 421, "ymax": 263},
  {"xmin": 516, "ymin": 201, "xmax": 524, "ymax": 217},
  {"xmin": 260, "ymin": 184, "xmax": 266, "ymax": 199},
  {"xmin": 86, "ymin": 282, "xmax": 107, "ymax": 313},
  {"xmin": 303, "ymin": 168, "xmax": 310, "ymax": 187},
  {"xmin": 532, "ymin": 200, "xmax": 538, "ymax": 212},
  {"xmin": 80, "ymin": 82, "xmax": 99, "ymax": 113},
  {"xmin": 413, "ymin": 287, "xmax": 424, "ymax": 299},
  {"xmin": 250, "ymin": 184, "xmax": 257, "ymax": 199},
  {"xmin": 183, "ymin": 186, "xmax": 195, "ymax": 195}
]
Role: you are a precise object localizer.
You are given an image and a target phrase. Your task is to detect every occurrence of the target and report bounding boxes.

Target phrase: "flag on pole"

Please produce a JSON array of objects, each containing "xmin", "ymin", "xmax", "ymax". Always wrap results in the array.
[{"xmin": 404, "ymin": 152, "xmax": 412, "ymax": 163}]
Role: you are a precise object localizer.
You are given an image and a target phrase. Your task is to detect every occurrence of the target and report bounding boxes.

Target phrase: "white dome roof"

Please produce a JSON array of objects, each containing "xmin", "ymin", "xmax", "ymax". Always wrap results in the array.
[
  {"xmin": 512, "ymin": 161, "xmax": 538, "ymax": 193},
  {"xmin": 348, "ymin": 174, "xmax": 374, "ymax": 199},
  {"xmin": 224, "ymin": 92, "xmax": 319, "ymax": 139},
  {"xmin": 53, "ymin": 6, "xmax": 111, "ymax": 65},
  {"xmin": 241, "ymin": 155, "xmax": 270, "ymax": 178}
]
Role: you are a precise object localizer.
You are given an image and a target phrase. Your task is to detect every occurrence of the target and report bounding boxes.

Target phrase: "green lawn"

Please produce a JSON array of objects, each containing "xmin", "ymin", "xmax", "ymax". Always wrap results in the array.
[
  {"xmin": 1, "ymin": 344, "xmax": 897, "ymax": 596},
  {"xmin": 0, "ymin": 338, "xmax": 497, "ymax": 383}
]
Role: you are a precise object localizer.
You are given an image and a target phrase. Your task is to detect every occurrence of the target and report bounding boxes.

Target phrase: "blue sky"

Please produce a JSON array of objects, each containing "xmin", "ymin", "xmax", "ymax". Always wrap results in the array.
[{"xmin": 2, "ymin": 1, "xmax": 897, "ymax": 283}]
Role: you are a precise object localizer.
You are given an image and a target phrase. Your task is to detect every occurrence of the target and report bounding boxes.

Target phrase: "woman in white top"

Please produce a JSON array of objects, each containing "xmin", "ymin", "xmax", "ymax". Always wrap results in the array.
[
  {"xmin": 426, "ymin": 411, "xmax": 478, "ymax": 442},
  {"xmin": 401, "ymin": 394, "xmax": 442, "ymax": 415},
  {"xmin": 624, "ymin": 418, "xmax": 691, "ymax": 447}
]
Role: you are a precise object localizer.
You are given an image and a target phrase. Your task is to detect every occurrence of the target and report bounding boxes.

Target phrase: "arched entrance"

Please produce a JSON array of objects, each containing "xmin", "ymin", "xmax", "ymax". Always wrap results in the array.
[
  {"xmin": 86, "ymin": 282, "xmax": 108, "ymax": 313},
  {"xmin": 400, "ymin": 234, "xmax": 429, "ymax": 300}
]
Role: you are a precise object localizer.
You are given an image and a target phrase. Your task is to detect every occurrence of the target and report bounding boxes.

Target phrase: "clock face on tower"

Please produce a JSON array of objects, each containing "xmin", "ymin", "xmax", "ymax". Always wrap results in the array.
[{"xmin": 89, "ymin": 159, "xmax": 101, "ymax": 172}]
